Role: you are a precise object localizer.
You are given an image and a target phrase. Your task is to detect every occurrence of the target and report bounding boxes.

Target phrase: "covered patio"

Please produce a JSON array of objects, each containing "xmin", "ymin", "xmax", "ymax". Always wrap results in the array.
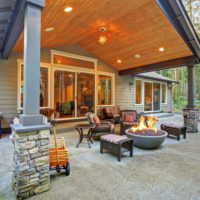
[
  {"xmin": 1, "ymin": 115, "xmax": 200, "ymax": 199},
  {"xmin": 0, "ymin": 0, "xmax": 200, "ymax": 199}
]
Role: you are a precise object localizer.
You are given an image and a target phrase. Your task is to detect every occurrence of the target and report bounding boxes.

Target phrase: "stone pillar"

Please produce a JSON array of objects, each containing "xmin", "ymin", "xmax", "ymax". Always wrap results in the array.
[
  {"xmin": 183, "ymin": 65, "xmax": 198, "ymax": 133},
  {"xmin": 183, "ymin": 108, "xmax": 198, "ymax": 133},
  {"xmin": 12, "ymin": 125, "xmax": 51, "ymax": 199}
]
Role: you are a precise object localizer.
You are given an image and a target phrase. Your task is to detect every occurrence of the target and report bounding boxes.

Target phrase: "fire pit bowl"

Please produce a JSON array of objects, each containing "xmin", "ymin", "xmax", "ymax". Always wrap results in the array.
[{"xmin": 126, "ymin": 129, "xmax": 167, "ymax": 149}]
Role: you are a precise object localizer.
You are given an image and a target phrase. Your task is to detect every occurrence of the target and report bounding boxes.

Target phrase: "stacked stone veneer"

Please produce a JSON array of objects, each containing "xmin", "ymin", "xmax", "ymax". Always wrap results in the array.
[
  {"xmin": 183, "ymin": 108, "xmax": 198, "ymax": 133},
  {"xmin": 12, "ymin": 128, "xmax": 51, "ymax": 199}
]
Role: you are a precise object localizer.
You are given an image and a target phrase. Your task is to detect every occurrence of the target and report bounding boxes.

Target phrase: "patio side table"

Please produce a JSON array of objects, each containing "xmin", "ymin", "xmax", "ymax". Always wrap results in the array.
[
  {"xmin": 0, "ymin": 112, "xmax": 3, "ymax": 139},
  {"xmin": 74, "ymin": 124, "xmax": 95, "ymax": 148}
]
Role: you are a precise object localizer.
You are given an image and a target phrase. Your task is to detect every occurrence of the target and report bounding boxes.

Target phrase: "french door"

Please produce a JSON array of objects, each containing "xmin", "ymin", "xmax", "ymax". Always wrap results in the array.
[
  {"xmin": 54, "ymin": 69, "xmax": 95, "ymax": 119},
  {"xmin": 144, "ymin": 82, "xmax": 161, "ymax": 112}
]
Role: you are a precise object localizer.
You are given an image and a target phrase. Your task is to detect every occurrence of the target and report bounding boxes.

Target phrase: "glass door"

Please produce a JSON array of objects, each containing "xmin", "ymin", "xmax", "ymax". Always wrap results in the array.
[
  {"xmin": 144, "ymin": 82, "xmax": 161, "ymax": 112},
  {"xmin": 54, "ymin": 70, "xmax": 75, "ymax": 119},
  {"xmin": 77, "ymin": 72, "xmax": 95, "ymax": 117},
  {"xmin": 153, "ymin": 83, "xmax": 161, "ymax": 111},
  {"xmin": 54, "ymin": 70, "xmax": 95, "ymax": 119},
  {"xmin": 144, "ymin": 82, "xmax": 153, "ymax": 111}
]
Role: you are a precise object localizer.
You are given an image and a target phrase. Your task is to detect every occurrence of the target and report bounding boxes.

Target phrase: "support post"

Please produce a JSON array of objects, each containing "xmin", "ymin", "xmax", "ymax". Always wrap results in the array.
[
  {"xmin": 19, "ymin": 2, "xmax": 44, "ymax": 126},
  {"xmin": 11, "ymin": 1, "xmax": 52, "ymax": 199},
  {"xmin": 187, "ymin": 65, "xmax": 195, "ymax": 109},
  {"xmin": 183, "ymin": 65, "xmax": 198, "ymax": 133}
]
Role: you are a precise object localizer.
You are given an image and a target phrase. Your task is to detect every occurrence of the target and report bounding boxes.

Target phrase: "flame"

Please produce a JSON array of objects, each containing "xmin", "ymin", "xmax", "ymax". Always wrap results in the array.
[{"xmin": 131, "ymin": 115, "xmax": 158, "ymax": 133}]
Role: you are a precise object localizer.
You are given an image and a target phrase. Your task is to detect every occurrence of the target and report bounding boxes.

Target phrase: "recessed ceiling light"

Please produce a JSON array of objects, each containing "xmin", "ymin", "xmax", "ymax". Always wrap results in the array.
[
  {"xmin": 134, "ymin": 54, "xmax": 141, "ymax": 58},
  {"xmin": 159, "ymin": 47, "xmax": 165, "ymax": 52},
  {"xmin": 64, "ymin": 7, "xmax": 73, "ymax": 12},
  {"xmin": 117, "ymin": 59, "xmax": 122, "ymax": 63},
  {"xmin": 45, "ymin": 27, "xmax": 54, "ymax": 32}
]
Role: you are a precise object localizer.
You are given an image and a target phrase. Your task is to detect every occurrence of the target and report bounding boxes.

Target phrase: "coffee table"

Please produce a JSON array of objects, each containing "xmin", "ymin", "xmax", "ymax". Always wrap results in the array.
[{"xmin": 74, "ymin": 124, "xmax": 95, "ymax": 148}]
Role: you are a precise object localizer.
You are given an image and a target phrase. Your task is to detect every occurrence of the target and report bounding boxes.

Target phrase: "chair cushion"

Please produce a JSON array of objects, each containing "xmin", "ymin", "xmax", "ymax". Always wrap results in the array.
[
  {"xmin": 93, "ymin": 116, "xmax": 100, "ymax": 124},
  {"xmin": 113, "ymin": 114, "xmax": 120, "ymax": 118},
  {"xmin": 124, "ymin": 114, "xmax": 134, "ymax": 122},
  {"xmin": 162, "ymin": 123, "xmax": 184, "ymax": 130},
  {"xmin": 94, "ymin": 123, "xmax": 111, "ymax": 132},
  {"xmin": 101, "ymin": 134, "xmax": 127, "ymax": 144},
  {"xmin": 123, "ymin": 122, "xmax": 138, "ymax": 127}
]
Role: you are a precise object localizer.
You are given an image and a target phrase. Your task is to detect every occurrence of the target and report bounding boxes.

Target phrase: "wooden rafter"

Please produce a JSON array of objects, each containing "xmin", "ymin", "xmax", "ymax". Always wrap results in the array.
[{"xmin": 119, "ymin": 56, "xmax": 196, "ymax": 76}]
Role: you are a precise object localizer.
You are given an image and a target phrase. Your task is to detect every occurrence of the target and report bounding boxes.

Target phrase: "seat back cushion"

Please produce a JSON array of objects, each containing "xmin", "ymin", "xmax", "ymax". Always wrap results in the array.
[
  {"xmin": 93, "ymin": 116, "xmax": 100, "ymax": 124},
  {"xmin": 114, "ymin": 106, "xmax": 120, "ymax": 115},
  {"xmin": 88, "ymin": 113, "xmax": 96, "ymax": 123},
  {"xmin": 124, "ymin": 114, "xmax": 134, "ymax": 122},
  {"xmin": 121, "ymin": 111, "xmax": 136, "ymax": 121},
  {"xmin": 103, "ymin": 107, "xmax": 114, "ymax": 118}
]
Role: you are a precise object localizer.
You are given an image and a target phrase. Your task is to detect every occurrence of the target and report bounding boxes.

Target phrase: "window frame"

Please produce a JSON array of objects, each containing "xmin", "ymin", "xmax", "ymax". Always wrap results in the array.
[
  {"xmin": 97, "ymin": 71, "xmax": 115, "ymax": 107},
  {"xmin": 135, "ymin": 78, "xmax": 144, "ymax": 105},
  {"xmin": 51, "ymin": 49, "xmax": 97, "ymax": 72},
  {"xmin": 161, "ymin": 83, "xmax": 167, "ymax": 104},
  {"xmin": 17, "ymin": 59, "xmax": 51, "ymax": 110},
  {"xmin": 52, "ymin": 67, "xmax": 97, "ymax": 120}
]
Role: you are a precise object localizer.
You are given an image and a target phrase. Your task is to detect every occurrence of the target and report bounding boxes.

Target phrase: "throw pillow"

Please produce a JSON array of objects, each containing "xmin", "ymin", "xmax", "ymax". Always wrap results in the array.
[
  {"xmin": 124, "ymin": 114, "xmax": 134, "ymax": 122},
  {"xmin": 93, "ymin": 116, "xmax": 100, "ymax": 124}
]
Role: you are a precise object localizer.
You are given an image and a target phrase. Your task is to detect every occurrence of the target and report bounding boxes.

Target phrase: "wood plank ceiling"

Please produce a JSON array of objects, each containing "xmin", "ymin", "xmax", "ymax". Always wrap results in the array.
[{"xmin": 13, "ymin": 0, "xmax": 193, "ymax": 71}]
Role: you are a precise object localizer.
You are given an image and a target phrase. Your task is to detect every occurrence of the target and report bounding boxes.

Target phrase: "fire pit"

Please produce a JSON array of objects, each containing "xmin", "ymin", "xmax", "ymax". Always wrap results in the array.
[{"xmin": 125, "ymin": 115, "xmax": 167, "ymax": 149}]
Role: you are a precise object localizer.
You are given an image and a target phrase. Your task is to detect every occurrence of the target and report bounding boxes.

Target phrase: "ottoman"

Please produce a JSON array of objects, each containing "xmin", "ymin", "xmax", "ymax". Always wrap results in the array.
[
  {"xmin": 160, "ymin": 123, "xmax": 187, "ymax": 141},
  {"xmin": 100, "ymin": 134, "xmax": 134, "ymax": 162}
]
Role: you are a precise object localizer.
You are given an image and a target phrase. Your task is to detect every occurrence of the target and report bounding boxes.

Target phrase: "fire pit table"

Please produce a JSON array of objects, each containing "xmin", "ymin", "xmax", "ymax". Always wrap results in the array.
[
  {"xmin": 126, "ymin": 129, "xmax": 167, "ymax": 149},
  {"xmin": 125, "ymin": 115, "xmax": 167, "ymax": 149}
]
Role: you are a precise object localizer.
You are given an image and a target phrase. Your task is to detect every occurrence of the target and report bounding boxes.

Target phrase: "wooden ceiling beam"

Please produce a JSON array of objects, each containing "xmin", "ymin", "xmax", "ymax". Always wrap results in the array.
[{"xmin": 119, "ymin": 56, "xmax": 196, "ymax": 76}]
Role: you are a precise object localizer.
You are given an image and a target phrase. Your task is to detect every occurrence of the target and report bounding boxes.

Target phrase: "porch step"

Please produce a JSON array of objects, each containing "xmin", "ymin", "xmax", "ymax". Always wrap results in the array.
[{"xmin": 142, "ymin": 112, "xmax": 175, "ymax": 119}]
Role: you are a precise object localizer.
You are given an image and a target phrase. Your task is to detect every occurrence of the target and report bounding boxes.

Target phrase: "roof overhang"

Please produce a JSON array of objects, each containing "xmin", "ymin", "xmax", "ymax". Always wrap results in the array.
[
  {"xmin": 134, "ymin": 72, "xmax": 179, "ymax": 83},
  {"xmin": 156, "ymin": 0, "xmax": 200, "ymax": 63},
  {"xmin": 0, "ymin": 0, "xmax": 44, "ymax": 59}
]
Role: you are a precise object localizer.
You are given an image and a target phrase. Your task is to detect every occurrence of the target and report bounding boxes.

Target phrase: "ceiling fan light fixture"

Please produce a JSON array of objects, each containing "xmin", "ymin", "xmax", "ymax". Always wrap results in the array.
[{"xmin": 98, "ymin": 35, "xmax": 107, "ymax": 45}]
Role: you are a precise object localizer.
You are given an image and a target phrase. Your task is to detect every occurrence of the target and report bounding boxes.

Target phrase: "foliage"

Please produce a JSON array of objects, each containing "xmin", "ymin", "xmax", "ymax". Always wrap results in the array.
[{"xmin": 182, "ymin": 0, "xmax": 200, "ymax": 36}]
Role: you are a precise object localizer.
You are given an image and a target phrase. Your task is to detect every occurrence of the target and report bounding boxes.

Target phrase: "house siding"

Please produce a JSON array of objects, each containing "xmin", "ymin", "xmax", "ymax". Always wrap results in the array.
[
  {"xmin": 115, "ymin": 76, "xmax": 172, "ymax": 113},
  {"xmin": 0, "ymin": 52, "xmax": 22, "ymax": 128},
  {"xmin": 0, "ymin": 44, "xmax": 172, "ymax": 129}
]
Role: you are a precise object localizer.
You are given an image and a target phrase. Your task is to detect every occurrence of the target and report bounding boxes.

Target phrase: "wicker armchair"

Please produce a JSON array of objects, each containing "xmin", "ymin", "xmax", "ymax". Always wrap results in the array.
[
  {"xmin": 120, "ymin": 110, "xmax": 140, "ymax": 135},
  {"xmin": 86, "ymin": 112, "xmax": 114, "ymax": 138},
  {"xmin": 102, "ymin": 106, "xmax": 121, "ymax": 124}
]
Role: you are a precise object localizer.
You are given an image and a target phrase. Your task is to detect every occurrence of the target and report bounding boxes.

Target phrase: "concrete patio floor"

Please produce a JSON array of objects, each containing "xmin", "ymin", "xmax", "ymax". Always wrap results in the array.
[{"xmin": 0, "ymin": 114, "xmax": 200, "ymax": 200}]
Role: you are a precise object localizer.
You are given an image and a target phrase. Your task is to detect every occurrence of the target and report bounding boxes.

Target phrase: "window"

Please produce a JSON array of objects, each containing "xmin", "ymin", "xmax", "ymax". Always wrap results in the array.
[
  {"xmin": 53, "ymin": 54, "xmax": 95, "ymax": 69},
  {"xmin": 135, "ymin": 80, "xmax": 142, "ymax": 104},
  {"xmin": 98, "ymin": 75, "xmax": 113, "ymax": 105},
  {"xmin": 144, "ymin": 82, "xmax": 153, "ymax": 111},
  {"xmin": 162, "ymin": 84, "xmax": 167, "ymax": 103},
  {"xmin": 20, "ymin": 64, "xmax": 49, "ymax": 108}
]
